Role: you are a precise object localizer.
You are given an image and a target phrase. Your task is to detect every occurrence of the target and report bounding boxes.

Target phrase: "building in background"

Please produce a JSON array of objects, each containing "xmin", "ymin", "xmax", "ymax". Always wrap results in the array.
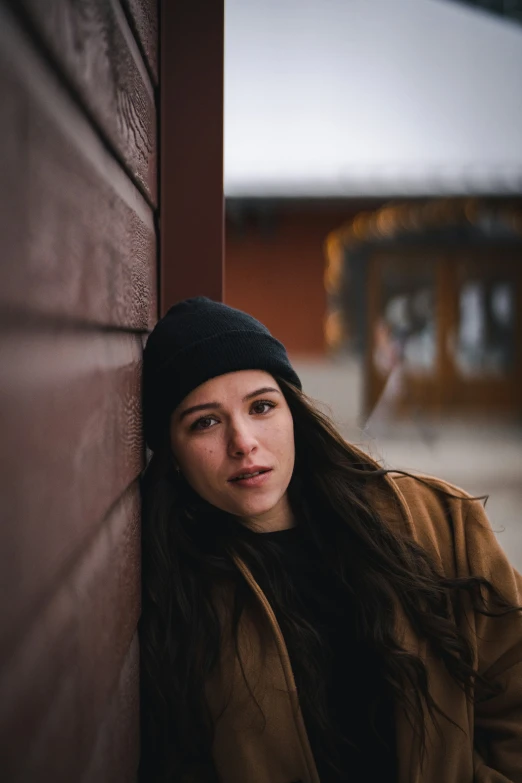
[{"xmin": 325, "ymin": 198, "xmax": 522, "ymax": 421}]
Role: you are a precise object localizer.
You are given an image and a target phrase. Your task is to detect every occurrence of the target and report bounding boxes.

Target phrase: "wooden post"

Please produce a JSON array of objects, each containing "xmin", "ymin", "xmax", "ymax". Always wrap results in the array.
[{"xmin": 160, "ymin": 0, "xmax": 225, "ymax": 312}]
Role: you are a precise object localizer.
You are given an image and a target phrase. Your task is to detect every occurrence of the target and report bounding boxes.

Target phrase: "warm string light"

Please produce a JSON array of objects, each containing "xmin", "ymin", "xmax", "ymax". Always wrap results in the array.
[{"xmin": 323, "ymin": 198, "xmax": 522, "ymax": 350}]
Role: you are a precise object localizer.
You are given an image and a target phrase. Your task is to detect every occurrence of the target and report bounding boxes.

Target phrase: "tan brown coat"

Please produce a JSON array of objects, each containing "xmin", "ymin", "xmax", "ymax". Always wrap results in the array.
[{"xmin": 202, "ymin": 473, "xmax": 522, "ymax": 783}]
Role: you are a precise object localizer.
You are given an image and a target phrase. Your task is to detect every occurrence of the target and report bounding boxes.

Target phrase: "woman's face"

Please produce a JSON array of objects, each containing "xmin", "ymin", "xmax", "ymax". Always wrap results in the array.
[{"xmin": 170, "ymin": 370, "xmax": 295, "ymax": 532}]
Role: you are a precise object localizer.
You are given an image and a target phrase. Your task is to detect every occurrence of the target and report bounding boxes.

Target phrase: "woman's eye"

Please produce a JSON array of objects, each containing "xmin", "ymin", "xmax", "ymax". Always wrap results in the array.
[
  {"xmin": 251, "ymin": 400, "xmax": 276, "ymax": 415},
  {"xmin": 191, "ymin": 416, "xmax": 218, "ymax": 431}
]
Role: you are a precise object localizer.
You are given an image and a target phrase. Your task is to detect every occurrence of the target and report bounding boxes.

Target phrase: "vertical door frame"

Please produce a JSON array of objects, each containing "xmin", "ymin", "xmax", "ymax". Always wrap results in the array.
[{"xmin": 159, "ymin": 0, "xmax": 225, "ymax": 313}]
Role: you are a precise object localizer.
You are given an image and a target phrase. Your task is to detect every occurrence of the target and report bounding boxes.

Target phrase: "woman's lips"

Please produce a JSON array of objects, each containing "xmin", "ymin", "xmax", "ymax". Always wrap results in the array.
[{"xmin": 228, "ymin": 469, "xmax": 272, "ymax": 488}]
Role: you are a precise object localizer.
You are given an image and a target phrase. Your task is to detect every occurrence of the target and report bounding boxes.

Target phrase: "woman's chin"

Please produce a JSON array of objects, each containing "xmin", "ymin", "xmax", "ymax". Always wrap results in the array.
[{"xmin": 232, "ymin": 500, "xmax": 275, "ymax": 521}]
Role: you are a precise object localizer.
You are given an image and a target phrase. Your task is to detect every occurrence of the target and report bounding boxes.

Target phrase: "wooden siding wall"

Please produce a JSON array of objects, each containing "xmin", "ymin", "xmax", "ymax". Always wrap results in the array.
[{"xmin": 0, "ymin": 1, "xmax": 157, "ymax": 781}]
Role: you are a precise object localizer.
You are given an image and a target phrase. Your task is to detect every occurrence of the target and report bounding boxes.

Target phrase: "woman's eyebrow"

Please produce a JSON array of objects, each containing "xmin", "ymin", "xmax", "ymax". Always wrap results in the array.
[
  {"xmin": 242, "ymin": 386, "xmax": 281, "ymax": 401},
  {"xmin": 178, "ymin": 402, "xmax": 222, "ymax": 421}
]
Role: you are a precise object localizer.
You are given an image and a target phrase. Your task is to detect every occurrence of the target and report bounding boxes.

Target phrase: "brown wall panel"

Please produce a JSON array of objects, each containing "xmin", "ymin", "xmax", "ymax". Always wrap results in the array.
[
  {"xmin": 15, "ymin": 0, "xmax": 157, "ymax": 205},
  {"xmin": 81, "ymin": 634, "xmax": 140, "ymax": 783},
  {"xmin": 121, "ymin": 0, "xmax": 158, "ymax": 83},
  {"xmin": 0, "ymin": 330, "xmax": 143, "ymax": 658},
  {"xmin": 0, "ymin": 485, "xmax": 140, "ymax": 783},
  {"xmin": 0, "ymin": 3, "xmax": 156, "ymax": 331},
  {"xmin": 0, "ymin": 0, "xmax": 159, "ymax": 779}
]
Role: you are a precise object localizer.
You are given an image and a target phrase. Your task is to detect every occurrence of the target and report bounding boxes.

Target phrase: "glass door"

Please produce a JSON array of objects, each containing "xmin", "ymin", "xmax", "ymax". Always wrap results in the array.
[
  {"xmin": 366, "ymin": 249, "xmax": 521, "ymax": 419},
  {"xmin": 366, "ymin": 251, "xmax": 442, "ymax": 418},
  {"xmin": 446, "ymin": 253, "xmax": 521, "ymax": 412}
]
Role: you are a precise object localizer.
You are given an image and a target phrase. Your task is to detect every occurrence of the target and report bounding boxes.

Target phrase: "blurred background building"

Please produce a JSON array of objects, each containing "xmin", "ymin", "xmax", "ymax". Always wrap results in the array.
[{"xmin": 224, "ymin": 0, "xmax": 522, "ymax": 566}]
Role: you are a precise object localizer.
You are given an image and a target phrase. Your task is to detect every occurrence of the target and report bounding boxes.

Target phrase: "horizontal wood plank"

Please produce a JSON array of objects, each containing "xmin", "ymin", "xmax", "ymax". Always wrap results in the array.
[
  {"xmin": 0, "ymin": 484, "xmax": 140, "ymax": 783},
  {"xmin": 16, "ymin": 0, "xmax": 157, "ymax": 203},
  {"xmin": 81, "ymin": 634, "xmax": 140, "ymax": 783},
  {"xmin": 0, "ymin": 329, "xmax": 144, "ymax": 658},
  {"xmin": 120, "ymin": 0, "xmax": 158, "ymax": 83},
  {"xmin": 0, "ymin": 2, "xmax": 156, "ymax": 331}
]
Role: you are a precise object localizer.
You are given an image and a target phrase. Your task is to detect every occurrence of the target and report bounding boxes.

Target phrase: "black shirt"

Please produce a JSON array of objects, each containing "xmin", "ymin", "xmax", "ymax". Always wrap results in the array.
[{"xmin": 251, "ymin": 525, "xmax": 398, "ymax": 783}]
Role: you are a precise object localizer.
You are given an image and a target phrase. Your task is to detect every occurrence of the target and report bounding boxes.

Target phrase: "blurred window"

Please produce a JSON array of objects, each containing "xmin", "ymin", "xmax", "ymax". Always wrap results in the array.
[
  {"xmin": 452, "ymin": 278, "xmax": 515, "ymax": 377},
  {"xmin": 374, "ymin": 260, "xmax": 437, "ymax": 377}
]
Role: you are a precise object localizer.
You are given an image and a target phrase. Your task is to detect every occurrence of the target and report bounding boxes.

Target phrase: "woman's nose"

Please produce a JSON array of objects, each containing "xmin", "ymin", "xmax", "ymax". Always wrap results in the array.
[{"xmin": 227, "ymin": 420, "xmax": 258, "ymax": 457}]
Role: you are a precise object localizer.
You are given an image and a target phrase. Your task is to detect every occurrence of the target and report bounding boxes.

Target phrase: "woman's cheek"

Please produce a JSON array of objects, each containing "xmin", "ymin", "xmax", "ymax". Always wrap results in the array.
[{"xmin": 197, "ymin": 447, "xmax": 221, "ymax": 485}]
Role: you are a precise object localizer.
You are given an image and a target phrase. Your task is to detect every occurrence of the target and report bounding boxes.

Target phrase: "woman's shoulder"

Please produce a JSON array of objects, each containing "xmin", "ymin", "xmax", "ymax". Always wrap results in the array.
[
  {"xmin": 349, "ymin": 441, "xmax": 477, "ymax": 528},
  {"xmin": 372, "ymin": 470, "xmax": 490, "ymax": 575},
  {"xmin": 389, "ymin": 470, "xmax": 475, "ymax": 511}
]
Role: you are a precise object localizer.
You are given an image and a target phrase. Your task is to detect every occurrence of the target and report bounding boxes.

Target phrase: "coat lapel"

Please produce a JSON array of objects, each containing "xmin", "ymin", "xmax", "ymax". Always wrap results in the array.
[
  {"xmin": 223, "ymin": 471, "xmax": 431, "ymax": 783},
  {"xmin": 232, "ymin": 554, "xmax": 321, "ymax": 783},
  {"xmin": 371, "ymin": 474, "xmax": 427, "ymax": 783}
]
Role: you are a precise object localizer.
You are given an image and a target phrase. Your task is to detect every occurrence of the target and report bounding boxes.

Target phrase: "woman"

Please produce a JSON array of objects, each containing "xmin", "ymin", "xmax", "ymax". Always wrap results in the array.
[{"xmin": 139, "ymin": 297, "xmax": 522, "ymax": 783}]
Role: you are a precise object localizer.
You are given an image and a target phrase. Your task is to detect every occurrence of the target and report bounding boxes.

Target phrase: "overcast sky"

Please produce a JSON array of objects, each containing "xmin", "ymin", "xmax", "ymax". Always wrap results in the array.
[{"xmin": 224, "ymin": 0, "xmax": 522, "ymax": 196}]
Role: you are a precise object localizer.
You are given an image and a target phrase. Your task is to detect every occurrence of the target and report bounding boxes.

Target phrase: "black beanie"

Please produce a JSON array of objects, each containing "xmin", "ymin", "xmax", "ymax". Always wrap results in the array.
[{"xmin": 142, "ymin": 297, "xmax": 302, "ymax": 452}]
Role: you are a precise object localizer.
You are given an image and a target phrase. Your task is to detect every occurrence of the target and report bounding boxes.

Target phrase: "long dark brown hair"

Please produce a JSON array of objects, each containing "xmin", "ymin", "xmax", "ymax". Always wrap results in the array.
[{"xmin": 139, "ymin": 379, "xmax": 520, "ymax": 781}]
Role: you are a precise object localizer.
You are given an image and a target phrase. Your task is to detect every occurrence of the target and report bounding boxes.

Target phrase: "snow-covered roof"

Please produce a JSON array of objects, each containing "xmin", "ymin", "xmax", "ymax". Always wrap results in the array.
[{"xmin": 225, "ymin": 0, "xmax": 522, "ymax": 197}]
